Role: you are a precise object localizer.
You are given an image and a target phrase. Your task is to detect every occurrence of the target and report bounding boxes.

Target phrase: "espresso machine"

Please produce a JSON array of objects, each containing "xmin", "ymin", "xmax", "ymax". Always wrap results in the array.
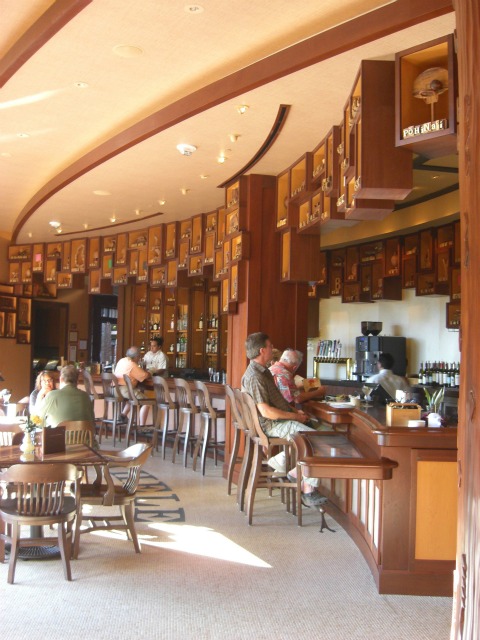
[{"xmin": 355, "ymin": 322, "xmax": 406, "ymax": 379}]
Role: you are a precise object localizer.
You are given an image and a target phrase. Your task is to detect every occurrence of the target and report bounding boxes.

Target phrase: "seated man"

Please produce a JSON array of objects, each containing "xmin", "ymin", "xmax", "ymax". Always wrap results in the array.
[
  {"xmin": 366, "ymin": 352, "xmax": 411, "ymax": 402},
  {"xmin": 241, "ymin": 332, "xmax": 326, "ymax": 508},
  {"xmin": 270, "ymin": 348, "xmax": 325, "ymax": 405},
  {"xmin": 41, "ymin": 365, "xmax": 95, "ymax": 427},
  {"xmin": 114, "ymin": 346, "xmax": 151, "ymax": 426}
]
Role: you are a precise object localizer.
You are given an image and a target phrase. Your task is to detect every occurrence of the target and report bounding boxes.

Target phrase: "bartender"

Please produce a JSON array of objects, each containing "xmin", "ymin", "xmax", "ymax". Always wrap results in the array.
[
  {"xmin": 366, "ymin": 352, "xmax": 410, "ymax": 401},
  {"xmin": 270, "ymin": 348, "xmax": 325, "ymax": 406}
]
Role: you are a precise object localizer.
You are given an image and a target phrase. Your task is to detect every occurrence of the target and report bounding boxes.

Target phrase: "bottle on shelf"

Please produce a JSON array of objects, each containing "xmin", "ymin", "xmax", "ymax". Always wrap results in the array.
[
  {"xmin": 418, "ymin": 362, "xmax": 424, "ymax": 383},
  {"xmin": 170, "ymin": 314, "xmax": 175, "ymax": 330},
  {"xmin": 198, "ymin": 313, "xmax": 204, "ymax": 329}
]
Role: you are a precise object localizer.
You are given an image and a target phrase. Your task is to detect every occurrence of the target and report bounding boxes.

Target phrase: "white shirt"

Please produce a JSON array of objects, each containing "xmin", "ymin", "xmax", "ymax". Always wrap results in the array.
[
  {"xmin": 143, "ymin": 349, "xmax": 168, "ymax": 373},
  {"xmin": 366, "ymin": 368, "xmax": 410, "ymax": 400}
]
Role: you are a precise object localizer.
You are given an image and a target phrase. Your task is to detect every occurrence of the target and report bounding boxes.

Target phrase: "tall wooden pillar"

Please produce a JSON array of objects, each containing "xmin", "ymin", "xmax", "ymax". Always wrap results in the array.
[
  {"xmin": 226, "ymin": 173, "xmax": 310, "ymax": 388},
  {"xmin": 451, "ymin": 1, "xmax": 480, "ymax": 638}
]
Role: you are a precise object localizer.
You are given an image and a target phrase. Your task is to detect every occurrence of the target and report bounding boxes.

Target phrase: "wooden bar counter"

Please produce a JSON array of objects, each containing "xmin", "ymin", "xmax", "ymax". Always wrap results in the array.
[{"xmin": 297, "ymin": 401, "xmax": 457, "ymax": 596}]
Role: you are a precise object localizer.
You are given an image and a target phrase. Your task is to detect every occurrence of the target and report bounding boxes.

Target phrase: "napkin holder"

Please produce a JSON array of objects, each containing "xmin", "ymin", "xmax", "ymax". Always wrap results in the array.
[
  {"xmin": 42, "ymin": 426, "xmax": 66, "ymax": 455},
  {"xmin": 386, "ymin": 403, "xmax": 422, "ymax": 427}
]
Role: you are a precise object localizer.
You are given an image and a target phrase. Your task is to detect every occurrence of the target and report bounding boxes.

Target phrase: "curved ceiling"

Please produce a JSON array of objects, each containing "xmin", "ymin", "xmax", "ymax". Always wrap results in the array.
[{"xmin": 1, "ymin": 0, "xmax": 455, "ymax": 244}]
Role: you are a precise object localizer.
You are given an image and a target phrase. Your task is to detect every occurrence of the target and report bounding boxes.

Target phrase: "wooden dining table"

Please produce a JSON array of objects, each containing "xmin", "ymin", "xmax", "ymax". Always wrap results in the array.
[{"xmin": 0, "ymin": 443, "xmax": 109, "ymax": 562}]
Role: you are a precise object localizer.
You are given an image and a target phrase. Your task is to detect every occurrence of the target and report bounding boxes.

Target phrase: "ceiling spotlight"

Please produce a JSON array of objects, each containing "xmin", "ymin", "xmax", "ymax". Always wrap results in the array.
[
  {"xmin": 49, "ymin": 220, "xmax": 61, "ymax": 229},
  {"xmin": 176, "ymin": 143, "xmax": 197, "ymax": 156},
  {"xmin": 180, "ymin": 188, "xmax": 190, "ymax": 195},
  {"xmin": 236, "ymin": 104, "xmax": 249, "ymax": 115},
  {"xmin": 217, "ymin": 155, "xmax": 226, "ymax": 164},
  {"xmin": 229, "ymin": 133, "xmax": 240, "ymax": 143},
  {"xmin": 113, "ymin": 44, "xmax": 143, "ymax": 58},
  {"xmin": 135, "ymin": 209, "xmax": 141, "ymax": 216},
  {"xmin": 184, "ymin": 4, "xmax": 204, "ymax": 13},
  {"xmin": 110, "ymin": 215, "xmax": 116, "ymax": 223},
  {"xmin": 28, "ymin": 232, "xmax": 33, "ymax": 238},
  {"xmin": 17, "ymin": 132, "xmax": 30, "ymax": 138},
  {"xmin": 74, "ymin": 81, "xmax": 89, "ymax": 89},
  {"xmin": 158, "ymin": 199, "xmax": 166, "ymax": 206},
  {"xmin": 83, "ymin": 223, "xmax": 89, "ymax": 229},
  {"xmin": 93, "ymin": 190, "xmax": 111, "ymax": 196},
  {"xmin": 200, "ymin": 175, "xmax": 209, "ymax": 180}
]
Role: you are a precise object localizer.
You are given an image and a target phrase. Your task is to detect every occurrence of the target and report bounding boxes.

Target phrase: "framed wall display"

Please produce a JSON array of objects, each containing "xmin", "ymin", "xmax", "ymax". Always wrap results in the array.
[
  {"xmin": 68, "ymin": 345, "xmax": 77, "ymax": 362},
  {"xmin": 69, "ymin": 330, "xmax": 78, "ymax": 343}
]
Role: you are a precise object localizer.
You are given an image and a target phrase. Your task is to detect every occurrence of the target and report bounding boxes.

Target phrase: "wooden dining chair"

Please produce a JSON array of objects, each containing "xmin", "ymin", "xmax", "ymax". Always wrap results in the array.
[
  {"xmin": 0, "ymin": 423, "xmax": 24, "ymax": 447},
  {"xmin": 72, "ymin": 443, "xmax": 152, "ymax": 559},
  {"xmin": 241, "ymin": 391, "xmax": 297, "ymax": 525},
  {"xmin": 0, "ymin": 462, "xmax": 82, "ymax": 584},
  {"xmin": 192, "ymin": 380, "xmax": 226, "ymax": 475},
  {"xmin": 58, "ymin": 420, "xmax": 95, "ymax": 446}
]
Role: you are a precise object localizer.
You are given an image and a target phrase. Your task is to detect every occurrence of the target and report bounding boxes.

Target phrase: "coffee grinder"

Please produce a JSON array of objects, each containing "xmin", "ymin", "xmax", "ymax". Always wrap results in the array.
[{"xmin": 355, "ymin": 321, "xmax": 406, "ymax": 379}]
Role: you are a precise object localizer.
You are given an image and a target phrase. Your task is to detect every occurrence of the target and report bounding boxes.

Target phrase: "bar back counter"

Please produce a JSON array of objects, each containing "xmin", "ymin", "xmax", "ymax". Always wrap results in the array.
[{"xmin": 297, "ymin": 401, "xmax": 457, "ymax": 596}]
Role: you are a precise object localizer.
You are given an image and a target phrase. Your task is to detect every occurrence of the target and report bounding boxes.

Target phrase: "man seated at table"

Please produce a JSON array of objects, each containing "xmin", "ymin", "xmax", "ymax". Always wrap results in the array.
[
  {"xmin": 41, "ymin": 365, "xmax": 95, "ymax": 427},
  {"xmin": 241, "ymin": 332, "xmax": 327, "ymax": 508},
  {"xmin": 270, "ymin": 348, "xmax": 326, "ymax": 406},
  {"xmin": 114, "ymin": 346, "xmax": 151, "ymax": 426}
]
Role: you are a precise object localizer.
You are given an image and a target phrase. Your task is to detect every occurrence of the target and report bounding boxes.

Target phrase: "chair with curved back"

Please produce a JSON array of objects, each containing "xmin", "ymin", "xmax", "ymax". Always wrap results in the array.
[
  {"xmin": 122, "ymin": 374, "xmax": 157, "ymax": 451},
  {"xmin": 100, "ymin": 373, "xmax": 126, "ymax": 446},
  {"xmin": 0, "ymin": 423, "xmax": 24, "ymax": 447},
  {"xmin": 151, "ymin": 375, "xmax": 179, "ymax": 459},
  {"xmin": 192, "ymin": 380, "xmax": 226, "ymax": 475},
  {"xmin": 0, "ymin": 462, "xmax": 82, "ymax": 583},
  {"xmin": 224, "ymin": 386, "xmax": 252, "ymax": 510},
  {"xmin": 72, "ymin": 442, "xmax": 152, "ymax": 558},
  {"xmin": 172, "ymin": 378, "xmax": 200, "ymax": 467},
  {"xmin": 241, "ymin": 391, "xmax": 297, "ymax": 525},
  {"xmin": 57, "ymin": 419, "xmax": 95, "ymax": 446},
  {"xmin": 82, "ymin": 368, "xmax": 105, "ymax": 441}
]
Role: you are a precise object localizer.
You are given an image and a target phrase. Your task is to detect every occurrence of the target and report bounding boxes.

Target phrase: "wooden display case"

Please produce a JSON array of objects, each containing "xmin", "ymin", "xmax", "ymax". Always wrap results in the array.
[
  {"xmin": 205, "ymin": 210, "xmax": 218, "ymax": 234},
  {"xmin": 190, "ymin": 213, "xmax": 204, "ymax": 253},
  {"xmin": 0, "ymin": 285, "xmax": 16, "ymax": 339},
  {"xmin": 280, "ymin": 229, "xmax": 321, "ymax": 282},
  {"xmin": 150, "ymin": 266, "xmax": 166, "ymax": 287},
  {"xmin": 276, "ymin": 169, "xmax": 289, "ymax": 229},
  {"xmin": 113, "ymin": 266, "xmax": 128, "ymax": 285},
  {"xmin": 89, "ymin": 269, "xmax": 113, "ymax": 294},
  {"xmin": 127, "ymin": 250, "xmax": 138, "ymax": 277},
  {"xmin": 102, "ymin": 235, "xmax": 117, "ymax": 254},
  {"xmin": 132, "ymin": 283, "xmax": 148, "ymax": 349},
  {"xmin": 402, "ymin": 254, "xmax": 417, "ymax": 289},
  {"xmin": 345, "ymin": 246, "xmax": 359, "ymax": 282},
  {"xmin": 416, "ymin": 272, "xmax": 436, "ymax": 296},
  {"xmin": 32, "ymin": 243, "xmax": 45, "ymax": 273},
  {"xmin": 166, "ymin": 259, "xmax": 178, "ymax": 287},
  {"xmin": 450, "ymin": 266, "xmax": 461, "ymax": 301},
  {"xmin": 101, "ymin": 254, "xmax": 113, "ymax": 279},
  {"xmin": 179, "ymin": 219, "xmax": 192, "ymax": 243},
  {"xmin": 322, "ymin": 126, "xmax": 341, "ymax": 198},
  {"xmin": 115, "ymin": 233, "xmax": 127, "ymax": 266},
  {"xmin": 359, "ymin": 241, "xmax": 385, "ymax": 265},
  {"xmin": 8, "ymin": 263, "xmax": 21, "ymax": 285},
  {"xmin": 178, "ymin": 239, "xmax": 189, "ymax": 269},
  {"xmin": 311, "ymin": 139, "xmax": 326, "ymax": 187},
  {"xmin": 71, "ymin": 239, "xmax": 87, "ymax": 272},
  {"xmin": 148, "ymin": 225, "xmax": 163, "ymax": 265},
  {"xmin": 88, "ymin": 237, "xmax": 100, "ymax": 269},
  {"xmin": 188, "ymin": 255, "xmax": 204, "ymax": 276},
  {"xmin": 395, "ymin": 34, "xmax": 457, "ymax": 158},
  {"xmin": 453, "ymin": 220, "xmax": 461, "ymax": 266},
  {"xmin": 213, "ymin": 249, "xmax": 226, "ymax": 281},
  {"xmin": 230, "ymin": 232, "xmax": 249, "ymax": 262},
  {"xmin": 204, "ymin": 233, "xmax": 215, "ymax": 265},
  {"xmin": 128, "ymin": 229, "xmax": 148, "ymax": 249},
  {"xmin": 20, "ymin": 262, "xmax": 33, "ymax": 284},
  {"xmin": 419, "ymin": 229, "xmax": 434, "ymax": 271},
  {"xmin": 45, "ymin": 258, "xmax": 59, "ymax": 283},
  {"xmin": 385, "ymin": 238, "xmax": 401, "ymax": 276},
  {"xmin": 136, "ymin": 247, "xmax": 148, "ymax": 282},
  {"xmin": 8, "ymin": 244, "xmax": 32, "ymax": 262},
  {"xmin": 290, "ymin": 152, "xmax": 312, "ymax": 200},
  {"xmin": 164, "ymin": 222, "xmax": 178, "ymax": 259},
  {"xmin": 215, "ymin": 207, "xmax": 226, "ymax": 249},
  {"xmin": 446, "ymin": 301, "xmax": 460, "ymax": 329},
  {"xmin": 61, "ymin": 241, "xmax": 71, "ymax": 271}
]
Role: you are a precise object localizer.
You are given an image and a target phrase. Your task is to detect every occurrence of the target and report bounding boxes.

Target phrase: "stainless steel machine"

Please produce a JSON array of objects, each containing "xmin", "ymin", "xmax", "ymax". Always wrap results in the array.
[{"xmin": 355, "ymin": 331, "xmax": 407, "ymax": 378}]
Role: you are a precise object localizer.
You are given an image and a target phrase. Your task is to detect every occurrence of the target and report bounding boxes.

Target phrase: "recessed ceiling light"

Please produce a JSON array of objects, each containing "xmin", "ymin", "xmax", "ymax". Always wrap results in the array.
[
  {"xmin": 158, "ymin": 199, "xmax": 166, "ymax": 206},
  {"xmin": 110, "ymin": 215, "xmax": 116, "ymax": 223},
  {"xmin": 229, "ymin": 133, "xmax": 240, "ymax": 143},
  {"xmin": 176, "ymin": 143, "xmax": 197, "ymax": 156},
  {"xmin": 83, "ymin": 223, "xmax": 89, "ymax": 229},
  {"xmin": 56, "ymin": 228, "xmax": 63, "ymax": 234},
  {"xmin": 236, "ymin": 104, "xmax": 249, "ymax": 115},
  {"xmin": 135, "ymin": 209, "xmax": 141, "ymax": 216},
  {"xmin": 217, "ymin": 155, "xmax": 226, "ymax": 164},
  {"xmin": 74, "ymin": 82, "xmax": 89, "ymax": 89},
  {"xmin": 49, "ymin": 220, "xmax": 61, "ymax": 229},
  {"xmin": 113, "ymin": 45, "xmax": 143, "ymax": 58},
  {"xmin": 200, "ymin": 175, "xmax": 209, "ymax": 180},
  {"xmin": 432, "ymin": 175, "xmax": 439, "ymax": 180},
  {"xmin": 180, "ymin": 188, "xmax": 190, "ymax": 195},
  {"xmin": 184, "ymin": 4, "xmax": 204, "ymax": 13},
  {"xmin": 93, "ymin": 190, "xmax": 111, "ymax": 196},
  {"xmin": 28, "ymin": 232, "xmax": 32, "ymax": 238},
  {"xmin": 17, "ymin": 132, "xmax": 29, "ymax": 138}
]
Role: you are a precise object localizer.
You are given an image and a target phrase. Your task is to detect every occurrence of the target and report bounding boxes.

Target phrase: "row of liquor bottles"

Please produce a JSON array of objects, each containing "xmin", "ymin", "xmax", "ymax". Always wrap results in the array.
[{"xmin": 418, "ymin": 361, "xmax": 460, "ymax": 387}]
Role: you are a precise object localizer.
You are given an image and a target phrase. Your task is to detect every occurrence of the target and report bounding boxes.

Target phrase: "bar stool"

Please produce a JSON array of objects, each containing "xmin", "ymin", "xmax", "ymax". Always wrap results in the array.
[
  {"xmin": 122, "ymin": 374, "xmax": 158, "ymax": 451},
  {"xmin": 192, "ymin": 380, "xmax": 226, "ymax": 475},
  {"xmin": 82, "ymin": 368, "xmax": 105, "ymax": 441},
  {"xmin": 241, "ymin": 391, "xmax": 297, "ymax": 525},
  {"xmin": 100, "ymin": 373, "xmax": 126, "ymax": 446},
  {"xmin": 172, "ymin": 378, "xmax": 199, "ymax": 467},
  {"xmin": 152, "ymin": 375, "xmax": 179, "ymax": 459}
]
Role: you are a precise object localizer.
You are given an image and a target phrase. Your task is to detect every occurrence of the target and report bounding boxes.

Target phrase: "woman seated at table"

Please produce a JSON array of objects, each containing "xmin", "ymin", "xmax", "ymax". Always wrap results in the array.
[{"xmin": 29, "ymin": 371, "xmax": 56, "ymax": 414}]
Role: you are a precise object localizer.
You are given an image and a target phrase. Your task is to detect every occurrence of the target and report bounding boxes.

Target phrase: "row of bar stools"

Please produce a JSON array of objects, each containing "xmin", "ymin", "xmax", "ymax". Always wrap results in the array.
[
  {"xmin": 100, "ymin": 373, "xmax": 127, "ymax": 446},
  {"xmin": 225, "ymin": 385, "xmax": 251, "ymax": 510},
  {"xmin": 122, "ymin": 374, "xmax": 158, "ymax": 453},
  {"xmin": 172, "ymin": 378, "xmax": 200, "ymax": 467}
]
